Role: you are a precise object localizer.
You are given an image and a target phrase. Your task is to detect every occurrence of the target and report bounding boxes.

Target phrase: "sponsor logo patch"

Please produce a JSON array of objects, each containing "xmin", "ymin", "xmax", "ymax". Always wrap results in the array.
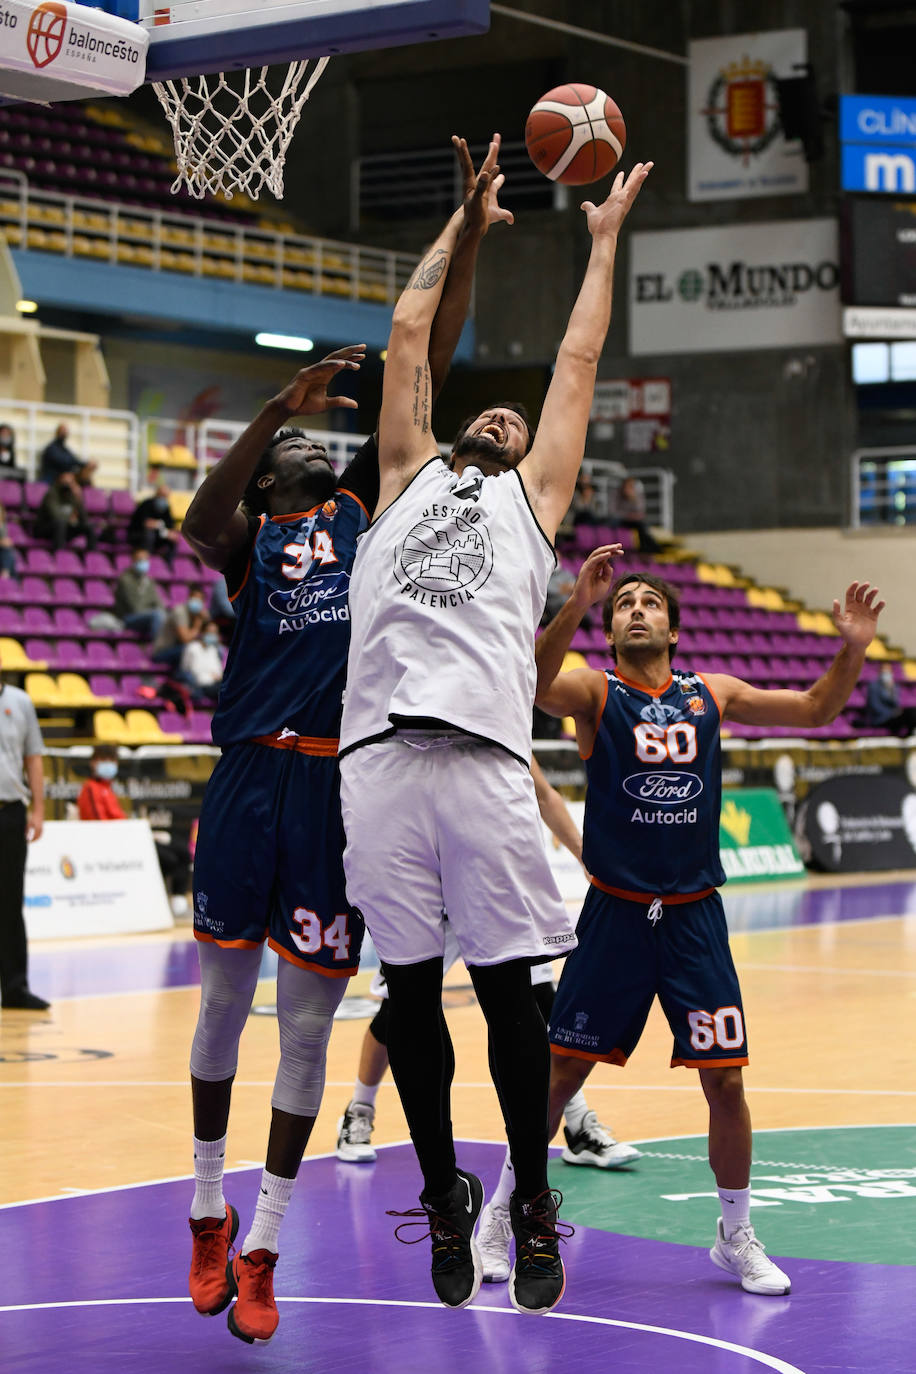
[{"xmin": 623, "ymin": 771, "xmax": 704, "ymax": 804}]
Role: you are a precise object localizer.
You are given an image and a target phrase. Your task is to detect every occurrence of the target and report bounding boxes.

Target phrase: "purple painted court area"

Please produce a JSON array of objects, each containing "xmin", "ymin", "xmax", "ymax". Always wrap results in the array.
[{"xmin": 3, "ymin": 1143, "xmax": 912, "ymax": 1374}]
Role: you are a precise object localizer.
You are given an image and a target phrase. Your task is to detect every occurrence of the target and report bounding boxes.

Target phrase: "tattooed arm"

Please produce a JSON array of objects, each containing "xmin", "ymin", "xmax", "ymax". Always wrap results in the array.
[{"xmin": 375, "ymin": 140, "xmax": 500, "ymax": 516}]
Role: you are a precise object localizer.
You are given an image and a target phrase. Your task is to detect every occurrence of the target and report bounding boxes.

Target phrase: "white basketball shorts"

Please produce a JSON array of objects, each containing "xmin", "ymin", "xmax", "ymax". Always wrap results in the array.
[{"xmin": 339, "ymin": 735, "xmax": 577, "ymax": 968}]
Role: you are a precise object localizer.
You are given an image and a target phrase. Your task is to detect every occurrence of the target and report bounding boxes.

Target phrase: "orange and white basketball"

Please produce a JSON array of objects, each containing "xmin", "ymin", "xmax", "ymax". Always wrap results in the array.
[{"xmin": 525, "ymin": 83, "xmax": 626, "ymax": 186}]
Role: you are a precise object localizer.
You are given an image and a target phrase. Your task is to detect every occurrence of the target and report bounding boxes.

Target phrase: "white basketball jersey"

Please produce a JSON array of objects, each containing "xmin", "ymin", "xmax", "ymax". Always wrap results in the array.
[{"xmin": 340, "ymin": 458, "xmax": 556, "ymax": 763}]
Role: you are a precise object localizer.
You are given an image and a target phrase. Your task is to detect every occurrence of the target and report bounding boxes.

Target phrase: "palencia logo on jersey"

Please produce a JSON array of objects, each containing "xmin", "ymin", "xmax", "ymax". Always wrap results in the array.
[
  {"xmin": 393, "ymin": 501, "xmax": 494, "ymax": 607},
  {"xmin": 267, "ymin": 571, "xmax": 351, "ymax": 633}
]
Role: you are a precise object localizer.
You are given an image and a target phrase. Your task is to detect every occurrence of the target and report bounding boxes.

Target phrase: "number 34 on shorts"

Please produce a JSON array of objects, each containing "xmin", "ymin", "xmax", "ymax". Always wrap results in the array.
[{"xmin": 290, "ymin": 907, "xmax": 355, "ymax": 962}]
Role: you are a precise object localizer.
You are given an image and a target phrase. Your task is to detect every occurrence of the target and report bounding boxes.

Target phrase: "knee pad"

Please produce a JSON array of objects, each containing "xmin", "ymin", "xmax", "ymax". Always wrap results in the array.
[
  {"xmin": 189, "ymin": 942, "xmax": 263, "ymax": 1082},
  {"xmin": 271, "ymin": 960, "xmax": 346, "ymax": 1116}
]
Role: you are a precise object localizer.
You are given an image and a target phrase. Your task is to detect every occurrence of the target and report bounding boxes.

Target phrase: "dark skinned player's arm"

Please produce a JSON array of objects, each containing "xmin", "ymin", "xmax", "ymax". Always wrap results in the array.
[{"xmin": 182, "ymin": 346, "xmax": 365, "ymax": 571}]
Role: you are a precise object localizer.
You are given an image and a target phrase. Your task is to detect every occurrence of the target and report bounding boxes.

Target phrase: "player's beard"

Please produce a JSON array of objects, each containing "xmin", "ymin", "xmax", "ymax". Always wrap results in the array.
[{"xmin": 452, "ymin": 431, "xmax": 517, "ymax": 473}]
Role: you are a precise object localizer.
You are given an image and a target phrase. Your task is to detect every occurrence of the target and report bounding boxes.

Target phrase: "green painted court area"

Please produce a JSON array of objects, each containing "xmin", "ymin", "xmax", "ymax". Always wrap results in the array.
[{"xmin": 549, "ymin": 1124, "xmax": 916, "ymax": 1265}]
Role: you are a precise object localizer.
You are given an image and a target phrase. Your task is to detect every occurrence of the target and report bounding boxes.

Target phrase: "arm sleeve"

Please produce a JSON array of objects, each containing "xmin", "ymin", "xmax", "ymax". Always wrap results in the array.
[
  {"xmin": 222, "ymin": 515, "xmax": 261, "ymax": 598},
  {"xmin": 336, "ymin": 435, "xmax": 379, "ymax": 514}
]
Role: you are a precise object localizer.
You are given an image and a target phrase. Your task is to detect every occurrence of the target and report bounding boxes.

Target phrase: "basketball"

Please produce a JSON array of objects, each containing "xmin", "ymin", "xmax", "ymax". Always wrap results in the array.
[{"xmin": 525, "ymin": 83, "xmax": 626, "ymax": 186}]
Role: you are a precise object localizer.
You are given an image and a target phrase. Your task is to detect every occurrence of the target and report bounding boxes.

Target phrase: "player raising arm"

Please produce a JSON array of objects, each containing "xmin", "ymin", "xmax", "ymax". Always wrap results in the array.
[{"xmin": 523, "ymin": 547, "xmax": 884, "ymax": 1298}]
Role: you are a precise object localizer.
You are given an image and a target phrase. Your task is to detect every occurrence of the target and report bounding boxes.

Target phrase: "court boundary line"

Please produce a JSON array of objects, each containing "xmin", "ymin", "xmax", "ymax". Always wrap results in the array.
[{"xmin": 0, "ymin": 1294, "xmax": 805, "ymax": 1372}]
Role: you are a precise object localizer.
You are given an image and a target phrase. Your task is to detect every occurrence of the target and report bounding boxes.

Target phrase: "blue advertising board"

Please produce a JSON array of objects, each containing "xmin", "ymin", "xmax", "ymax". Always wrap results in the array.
[
  {"xmin": 840, "ymin": 95, "xmax": 916, "ymax": 147},
  {"xmin": 842, "ymin": 143, "xmax": 916, "ymax": 194}
]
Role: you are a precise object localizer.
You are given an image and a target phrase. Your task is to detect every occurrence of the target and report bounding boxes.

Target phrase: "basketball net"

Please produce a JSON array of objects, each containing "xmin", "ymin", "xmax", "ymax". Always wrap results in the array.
[{"xmin": 152, "ymin": 58, "xmax": 329, "ymax": 201}]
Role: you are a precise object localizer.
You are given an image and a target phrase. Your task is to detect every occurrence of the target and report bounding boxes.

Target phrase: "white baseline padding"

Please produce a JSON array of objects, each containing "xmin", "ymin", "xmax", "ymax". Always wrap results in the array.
[
  {"xmin": 24, "ymin": 819, "xmax": 173, "ymax": 940},
  {"xmin": 0, "ymin": 0, "xmax": 148, "ymax": 104}
]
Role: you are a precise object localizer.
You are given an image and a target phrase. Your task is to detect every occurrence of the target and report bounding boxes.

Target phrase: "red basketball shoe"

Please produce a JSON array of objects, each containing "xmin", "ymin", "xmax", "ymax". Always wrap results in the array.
[
  {"xmin": 188, "ymin": 1203, "xmax": 239, "ymax": 1315},
  {"xmin": 227, "ymin": 1249, "xmax": 280, "ymax": 1344}
]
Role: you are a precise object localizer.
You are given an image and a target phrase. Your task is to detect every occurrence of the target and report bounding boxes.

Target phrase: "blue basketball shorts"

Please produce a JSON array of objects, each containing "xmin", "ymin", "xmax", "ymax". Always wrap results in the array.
[
  {"xmin": 549, "ymin": 885, "xmax": 748, "ymax": 1069},
  {"xmin": 193, "ymin": 741, "xmax": 364, "ymax": 978}
]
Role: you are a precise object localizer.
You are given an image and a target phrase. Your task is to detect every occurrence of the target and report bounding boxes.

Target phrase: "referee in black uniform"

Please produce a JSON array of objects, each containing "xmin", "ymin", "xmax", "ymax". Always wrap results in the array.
[{"xmin": 0, "ymin": 654, "xmax": 49, "ymax": 1010}]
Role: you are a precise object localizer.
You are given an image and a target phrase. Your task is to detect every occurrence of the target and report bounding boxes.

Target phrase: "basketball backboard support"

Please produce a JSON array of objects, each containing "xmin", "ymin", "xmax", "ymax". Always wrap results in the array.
[{"xmin": 134, "ymin": 0, "xmax": 491, "ymax": 82}]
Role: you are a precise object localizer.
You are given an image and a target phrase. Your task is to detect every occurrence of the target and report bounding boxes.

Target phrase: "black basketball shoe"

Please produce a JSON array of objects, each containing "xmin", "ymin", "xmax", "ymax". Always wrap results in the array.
[
  {"xmin": 388, "ymin": 1169, "xmax": 484, "ymax": 1308},
  {"xmin": 508, "ymin": 1187, "xmax": 572, "ymax": 1315}
]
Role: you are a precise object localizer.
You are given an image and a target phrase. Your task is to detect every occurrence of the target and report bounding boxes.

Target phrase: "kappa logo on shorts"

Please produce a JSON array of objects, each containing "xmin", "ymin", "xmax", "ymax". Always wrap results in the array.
[{"xmin": 393, "ymin": 503, "xmax": 494, "ymax": 606}]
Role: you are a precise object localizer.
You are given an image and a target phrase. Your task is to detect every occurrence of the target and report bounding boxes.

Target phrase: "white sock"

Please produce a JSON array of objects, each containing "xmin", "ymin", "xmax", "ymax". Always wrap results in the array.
[
  {"xmin": 490, "ymin": 1149, "xmax": 515, "ymax": 1209},
  {"xmin": 242, "ymin": 1169, "xmax": 296, "ymax": 1256},
  {"xmin": 563, "ymin": 1090, "xmax": 589, "ymax": 1136},
  {"xmin": 718, "ymin": 1185, "xmax": 751, "ymax": 1237},
  {"xmin": 190, "ymin": 1134, "xmax": 226, "ymax": 1221},
  {"xmin": 352, "ymin": 1078, "xmax": 379, "ymax": 1110}
]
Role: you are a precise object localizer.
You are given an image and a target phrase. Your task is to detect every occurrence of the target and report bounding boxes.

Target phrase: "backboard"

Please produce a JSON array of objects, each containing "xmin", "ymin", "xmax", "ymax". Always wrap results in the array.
[{"xmin": 131, "ymin": 0, "xmax": 491, "ymax": 81}]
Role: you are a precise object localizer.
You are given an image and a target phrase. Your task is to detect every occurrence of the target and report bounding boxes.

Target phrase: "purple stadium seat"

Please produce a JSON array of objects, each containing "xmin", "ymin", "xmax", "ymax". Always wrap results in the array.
[
  {"xmin": 0, "ymin": 608, "xmax": 24, "ymax": 634},
  {"xmin": 113, "ymin": 551, "xmax": 132, "ymax": 573},
  {"xmin": 55, "ymin": 550, "xmax": 84, "ymax": 576},
  {"xmin": 56, "ymin": 577, "xmax": 85, "ymax": 607},
  {"xmin": 24, "ymin": 638, "xmax": 53, "ymax": 665},
  {"xmin": 85, "ymin": 551, "xmax": 115, "ymax": 577},
  {"xmin": 22, "ymin": 575, "xmax": 53, "ymax": 605},
  {"xmin": 173, "ymin": 556, "xmax": 200, "ymax": 582},
  {"xmin": 0, "ymin": 579, "xmax": 18, "ymax": 603},
  {"xmin": 120, "ymin": 675, "xmax": 155, "ymax": 706},
  {"xmin": 5, "ymin": 520, "xmax": 25, "ymax": 544},
  {"xmin": 23, "ymin": 606, "xmax": 53, "ymax": 633},
  {"xmin": 0, "ymin": 480, "xmax": 23, "ymax": 509},
  {"xmin": 88, "ymin": 674, "xmax": 119, "ymax": 702},
  {"xmin": 85, "ymin": 641, "xmax": 118, "ymax": 670},
  {"xmin": 24, "ymin": 482, "xmax": 46, "ymax": 512},
  {"xmin": 182, "ymin": 711, "xmax": 215, "ymax": 744},
  {"xmin": 81, "ymin": 487, "xmax": 109, "ymax": 517},
  {"xmin": 83, "ymin": 579, "xmax": 115, "ymax": 608},
  {"xmin": 109, "ymin": 491, "xmax": 135, "ymax": 520},
  {"xmin": 115, "ymin": 641, "xmax": 151, "ymax": 670},
  {"xmin": 52, "ymin": 607, "xmax": 85, "ymax": 636},
  {"xmin": 55, "ymin": 640, "xmax": 90, "ymax": 670},
  {"xmin": 150, "ymin": 555, "xmax": 171, "ymax": 581}
]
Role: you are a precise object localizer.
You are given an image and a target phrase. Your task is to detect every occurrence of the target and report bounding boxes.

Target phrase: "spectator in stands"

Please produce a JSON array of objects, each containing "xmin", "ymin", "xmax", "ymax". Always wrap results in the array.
[
  {"xmin": 180, "ymin": 619, "xmax": 225, "ymax": 703},
  {"xmin": 114, "ymin": 545, "xmax": 166, "ymax": 642},
  {"xmin": 77, "ymin": 745, "xmax": 190, "ymax": 916},
  {"xmin": 39, "ymin": 423, "xmax": 96, "ymax": 486},
  {"xmin": 129, "ymin": 482, "xmax": 181, "ymax": 565},
  {"xmin": 0, "ymin": 502, "xmax": 18, "ymax": 580},
  {"xmin": 570, "ymin": 472, "xmax": 602, "ymax": 527},
  {"xmin": 612, "ymin": 474, "xmax": 660, "ymax": 553},
  {"xmin": 152, "ymin": 583, "xmax": 208, "ymax": 671},
  {"xmin": 33, "ymin": 472, "xmax": 98, "ymax": 551},
  {"xmin": 865, "ymin": 664, "xmax": 916, "ymax": 738},
  {"xmin": 0, "ymin": 423, "xmax": 23, "ymax": 479},
  {"xmin": 208, "ymin": 575, "xmax": 236, "ymax": 634}
]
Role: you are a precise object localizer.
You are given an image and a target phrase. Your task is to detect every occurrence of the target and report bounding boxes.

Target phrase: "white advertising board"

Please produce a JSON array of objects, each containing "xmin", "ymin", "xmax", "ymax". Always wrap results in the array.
[
  {"xmin": 630, "ymin": 219, "xmax": 842, "ymax": 356},
  {"xmin": 24, "ymin": 819, "xmax": 173, "ymax": 940},
  {"xmin": 0, "ymin": 0, "xmax": 148, "ymax": 103},
  {"xmin": 688, "ymin": 29, "xmax": 808, "ymax": 201}
]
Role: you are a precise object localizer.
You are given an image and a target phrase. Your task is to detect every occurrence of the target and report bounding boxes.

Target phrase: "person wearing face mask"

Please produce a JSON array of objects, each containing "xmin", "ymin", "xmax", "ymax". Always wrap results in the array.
[
  {"xmin": 153, "ymin": 583, "xmax": 209, "ymax": 672},
  {"xmin": 180, "ymin": 620, "xmax": 225, "ymax": 703},
  {"xmin": 77, "ymin": 746, "xmax": 190, "ymax": 914},
  {"xmin": 129, "ymin": 481, "xmax": 181, "ymax": 565},
  {"xmin": 114, "ymin": 545, "xmax": 166, "ymax": 642}
]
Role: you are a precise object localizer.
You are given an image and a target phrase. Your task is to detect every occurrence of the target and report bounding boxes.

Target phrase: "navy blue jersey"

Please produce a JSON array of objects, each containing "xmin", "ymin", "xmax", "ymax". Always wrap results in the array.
[
  {"xmin": 581, "ymin": 667, "xmax": 726, "ymax": 896},
  {"xmin": 211, "ymin": 485, "xmax": 370, "ymax": 746}
]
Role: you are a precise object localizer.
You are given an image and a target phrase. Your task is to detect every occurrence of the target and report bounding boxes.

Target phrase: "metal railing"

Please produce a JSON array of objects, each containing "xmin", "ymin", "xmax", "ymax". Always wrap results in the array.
[
  {"xmin": 582, "ymin": 460, "xmax": 676, "ymax": 532},
  {"xmin": 0, "ymin": 396, "xmax": 139, "ymax": 489},
  {"xmin": 353, "ymin": 139, "xmax": 561, "ymax": 230},
  {"xmin": 851, "ymin": 446, "xmax": 916, "ymax": 527},
  {"xmin": 0, "ymin": 169, "xmax": 416, "ymax": 304}
]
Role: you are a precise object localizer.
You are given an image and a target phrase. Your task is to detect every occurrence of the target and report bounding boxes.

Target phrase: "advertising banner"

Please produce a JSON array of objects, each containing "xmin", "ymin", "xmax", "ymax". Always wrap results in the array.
[
  {"xmin": 630, "ymin": 219, "xmax": 842, "ymax": 356},
  {"xmin": 796, "ymin": 774, "xmax": 916, "ymax": 873},
  {"xmin": 719, "ymin": 788, "xmax": 806, "ymax": 883},
  {"xmin": 688, "ymin": 29, "xmax": 808, "ymax": 201},
  {"xmin": 0, "ymin": 0, "xmax": 148, "ymax": 103},
  {"xmin": 24, "ymin": 819, "xmax": 173, "ymax": 940}
]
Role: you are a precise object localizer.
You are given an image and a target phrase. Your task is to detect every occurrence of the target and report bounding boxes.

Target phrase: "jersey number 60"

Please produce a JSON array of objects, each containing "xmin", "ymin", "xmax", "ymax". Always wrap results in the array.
[{"xmin": 633, "ymin": 721, "xmax": 698, "ymax": 763}]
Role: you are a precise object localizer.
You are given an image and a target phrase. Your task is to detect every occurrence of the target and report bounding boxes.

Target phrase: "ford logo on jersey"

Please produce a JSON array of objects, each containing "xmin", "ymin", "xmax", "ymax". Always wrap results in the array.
[
  {"xmin": 268, "ymin": 571, "xmax": 349, "ymax": 617},
  {"xmin": 623, "ymin": 772, "xmax": 704, "ymax": 804}
]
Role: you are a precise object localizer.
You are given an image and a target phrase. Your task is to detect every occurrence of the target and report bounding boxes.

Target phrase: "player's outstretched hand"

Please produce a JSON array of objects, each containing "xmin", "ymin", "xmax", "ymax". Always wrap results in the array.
[
  {"xmin": 581, "ymin": 161, "xmax": 653, "ymax": 239},
  {"xmin": 453, "ymin": 133, "xmax": 515, "ymax": 234},
  {"xmin": 572, "ymin": 543, "xmax": 624, "ymax": 613},
  {"xmin": 832, "ymin": 580, "xmax": 885, "ymax": 650},
  {"xmin": 273, "ymin": 345, "xmax": 366, "ymax": 417}
]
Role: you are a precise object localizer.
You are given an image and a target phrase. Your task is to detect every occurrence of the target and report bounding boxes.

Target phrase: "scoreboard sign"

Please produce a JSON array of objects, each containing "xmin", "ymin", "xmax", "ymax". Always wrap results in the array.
[{"xmin": 841, "ymin": 197, "xmax": 916, "ymax": 307}]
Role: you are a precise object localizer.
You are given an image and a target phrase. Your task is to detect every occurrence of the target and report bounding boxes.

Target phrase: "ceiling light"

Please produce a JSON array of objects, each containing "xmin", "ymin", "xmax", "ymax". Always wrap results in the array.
[{"xmin": 255, "ymin": 332, "xmax": 314, "ymax": 352}]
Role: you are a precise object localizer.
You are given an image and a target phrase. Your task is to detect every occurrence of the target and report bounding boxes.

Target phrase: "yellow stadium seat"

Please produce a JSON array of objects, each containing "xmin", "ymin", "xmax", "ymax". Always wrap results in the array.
[
  {"xmin": 94, "ymin": 709, "xmax": 129, "ymax": 743},
  {"xmin": 169, "ymin": 444, "xmax": 197, "ymax": 470},
  {"xmin": 124, "ymin": 710, "xmax": 183, "ymax": 744},
  {"xmin": 0, "ymin": 638, "xmax": 47, "ymax": 670},
  {"xmin": 25, "ymin": 673, "xmax": 61, "ymax": 707},
  {"xmin": 56, "ymin": 673, "xmax": 111, "ymax": 707},
  {"xmin": 865, "ymin": 640, "xmax": 891, "ymax": 660},
  {"xmin": 168, "ymin": 490, "xmax": 194, "ymax": 520},
  {"xmin": 148, "ymin": 442, "xmax": 171, "ymax": 469},
  {"xmin": 904, "ymin": 660, "xmax": 916, "ymax": 681}
]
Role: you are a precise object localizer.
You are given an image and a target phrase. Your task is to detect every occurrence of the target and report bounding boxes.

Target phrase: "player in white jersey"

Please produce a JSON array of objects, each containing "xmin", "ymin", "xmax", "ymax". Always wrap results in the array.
[{"xmin": 338, "ymin": 142, "xmax": 652, "ymax": 1315}]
